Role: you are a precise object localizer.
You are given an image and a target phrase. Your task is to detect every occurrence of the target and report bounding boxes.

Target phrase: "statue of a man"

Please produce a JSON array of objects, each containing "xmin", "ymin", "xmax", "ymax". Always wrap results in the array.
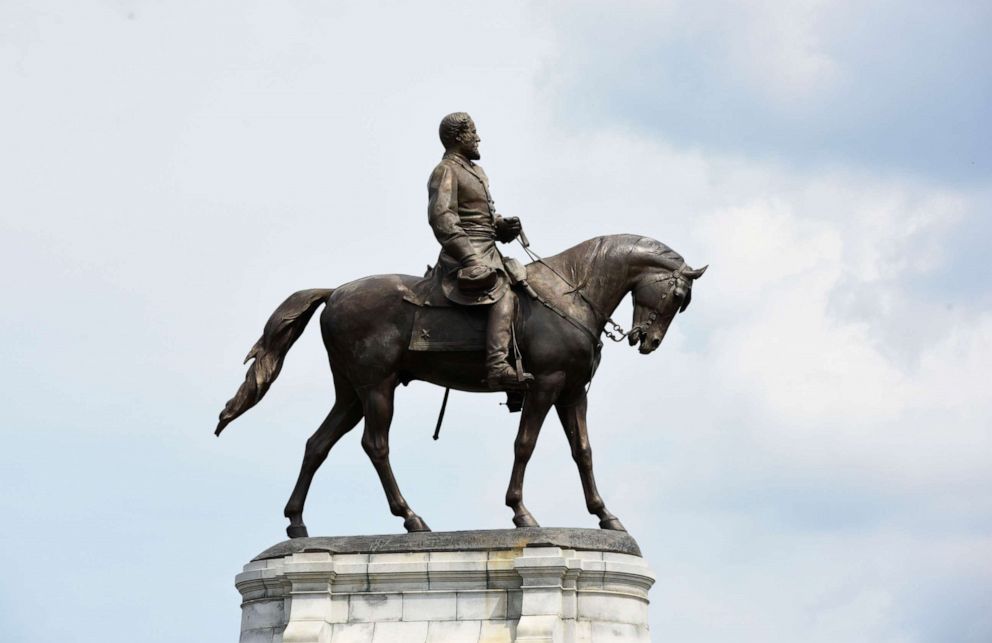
[{"xmin": 427, "ymin": 112, "xmax": 534, "ymax": 389}]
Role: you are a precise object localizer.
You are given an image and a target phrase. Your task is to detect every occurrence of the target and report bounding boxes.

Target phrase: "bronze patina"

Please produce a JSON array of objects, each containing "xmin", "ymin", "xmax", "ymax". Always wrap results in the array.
[{"xmin": 216, "ymin": 114, "xmax": 706, "ymax": 538}]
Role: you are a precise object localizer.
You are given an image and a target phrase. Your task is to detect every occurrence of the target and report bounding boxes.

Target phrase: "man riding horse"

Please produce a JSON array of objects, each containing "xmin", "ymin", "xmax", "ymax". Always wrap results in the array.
[
  {"xmin": 214, "ymin": 113, "xmax": 708, "ymax": 537},
  {"xmin": 427, "ymin": 112, "xmax": 533, "ymax": 389}
]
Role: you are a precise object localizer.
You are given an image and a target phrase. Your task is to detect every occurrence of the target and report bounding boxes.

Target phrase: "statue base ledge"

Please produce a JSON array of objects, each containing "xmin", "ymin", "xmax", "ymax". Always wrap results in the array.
[{"xmin": 236, "ymin": 528, "xmax": 655, "ymax": 643}]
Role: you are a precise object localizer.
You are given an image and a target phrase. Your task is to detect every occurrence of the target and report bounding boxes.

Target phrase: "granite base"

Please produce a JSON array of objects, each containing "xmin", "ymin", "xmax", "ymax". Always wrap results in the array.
[{"xmin": 235, "ymin": 528, "xmax": 655, "ymax": 643}]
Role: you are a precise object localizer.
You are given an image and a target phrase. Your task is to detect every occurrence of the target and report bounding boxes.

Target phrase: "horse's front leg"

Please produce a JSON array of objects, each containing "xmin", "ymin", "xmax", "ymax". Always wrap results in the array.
[
  {"xmin": 360, "ymin": 380, "xmax": 430, "ymax": 533},
  {"xmin": 505, "ymin": 382, "xmax": 558, "ymax": 528},
  {"xmin": 556, "ymin": 393, "xmax": 626, "ymax": 531}
]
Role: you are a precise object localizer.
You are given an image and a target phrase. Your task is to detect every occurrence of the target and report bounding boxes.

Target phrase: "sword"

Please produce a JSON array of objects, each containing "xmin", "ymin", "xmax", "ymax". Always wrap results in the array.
[
  {"xmin": 518, "ymin": 227, "xmax": 530, "ymax": 248},
  {"xmin": 432, "ymin": 387, "xmax": 450, "ymax": 441}
]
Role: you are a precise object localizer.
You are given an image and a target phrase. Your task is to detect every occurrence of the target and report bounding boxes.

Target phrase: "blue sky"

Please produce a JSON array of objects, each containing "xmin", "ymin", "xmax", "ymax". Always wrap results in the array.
[{"xmin": 1, "ymin": 2, "xmax": 989, "ymax": 641}]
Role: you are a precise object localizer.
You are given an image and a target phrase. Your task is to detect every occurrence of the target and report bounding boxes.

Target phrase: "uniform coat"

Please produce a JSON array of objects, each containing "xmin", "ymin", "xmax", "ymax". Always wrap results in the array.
[{"xmin": 427, "ymin": 151, "xmax": 511, "ymax": 305}]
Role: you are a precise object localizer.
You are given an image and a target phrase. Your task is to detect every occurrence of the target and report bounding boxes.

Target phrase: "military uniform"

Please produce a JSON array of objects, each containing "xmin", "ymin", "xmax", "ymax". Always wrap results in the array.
[
  {"xmin": 427, "ymin": 151, "xmax": 512, "ymax": 306},
  {"xmin": 426, "ymin": 149, "xmax": 532, "ymax": 388}
]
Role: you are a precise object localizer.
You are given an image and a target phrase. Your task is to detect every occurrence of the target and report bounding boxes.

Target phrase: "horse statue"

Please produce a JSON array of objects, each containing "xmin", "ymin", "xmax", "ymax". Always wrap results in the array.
[{"xmin": 216, "ymin": 234, "xmax": 706, "ymax": 538}]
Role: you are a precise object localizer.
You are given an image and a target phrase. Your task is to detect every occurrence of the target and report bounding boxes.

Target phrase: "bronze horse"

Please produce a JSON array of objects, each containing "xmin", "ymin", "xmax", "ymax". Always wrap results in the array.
[{"xmin": 216, "ymin": 234, "xmax": 705, "ymax": 537}]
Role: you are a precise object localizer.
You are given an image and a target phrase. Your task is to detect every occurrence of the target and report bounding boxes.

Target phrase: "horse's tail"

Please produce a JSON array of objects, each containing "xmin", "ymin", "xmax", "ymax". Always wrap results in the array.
[{"xmin": 215, "ymin": 288, "xmax": 334, "ymax": 436}]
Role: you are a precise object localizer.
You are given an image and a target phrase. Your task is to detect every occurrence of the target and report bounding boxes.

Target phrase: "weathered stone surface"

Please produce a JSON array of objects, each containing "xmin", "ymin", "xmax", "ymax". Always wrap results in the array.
[
  {"xmin": 235, "ymin": 529, "xmax": 654, "ymax": 642},
  {"xmin": 252, "ymin": 528, "xmax": 642, "ymax": 561}
]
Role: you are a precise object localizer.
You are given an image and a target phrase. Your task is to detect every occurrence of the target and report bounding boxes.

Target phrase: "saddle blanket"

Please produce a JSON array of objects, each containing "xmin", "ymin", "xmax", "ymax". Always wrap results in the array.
[{"xmin": 408, "ymin": 305, "xmax": 487, "ymax": 352}]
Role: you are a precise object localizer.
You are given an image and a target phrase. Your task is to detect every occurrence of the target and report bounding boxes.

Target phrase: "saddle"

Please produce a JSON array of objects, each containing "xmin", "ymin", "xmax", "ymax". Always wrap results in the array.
[
  {"xmin": 402, "ymin": 263, "xmax": 529, "ymax": 412},
  {"xmin": 408, "ymin": 305, "xmax": 487, "ymax": 352},
  {"xmin": 402, "ymin": 258, "xmax": 530, "ymax": 353}
]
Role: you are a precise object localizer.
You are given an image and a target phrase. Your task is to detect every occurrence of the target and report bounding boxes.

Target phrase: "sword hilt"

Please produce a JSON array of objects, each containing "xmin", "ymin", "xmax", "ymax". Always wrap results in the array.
[{"xmin": 518, "ymin": 228, "xmax": 530, "ymax": 248}]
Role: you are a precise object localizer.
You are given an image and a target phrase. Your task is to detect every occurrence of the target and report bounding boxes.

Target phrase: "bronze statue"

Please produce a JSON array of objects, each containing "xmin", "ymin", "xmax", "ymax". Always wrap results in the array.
[
  {"xmin": 427, "ymin": 112, "xmax": 532, "ymax": 389},
  {"xmin": 216, "ymin": 113, "xmax": 707, "ymax": 538}
]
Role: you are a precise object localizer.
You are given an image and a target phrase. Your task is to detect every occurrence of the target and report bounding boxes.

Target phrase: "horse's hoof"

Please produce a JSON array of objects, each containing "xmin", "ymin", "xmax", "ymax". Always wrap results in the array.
[
  {"xmin": 404, "ymin": 516, "xmax": 431, "ymax": 532},
  {"xmin": 599, "ymin": 517, "xmax": 626, "ymax": 532},
  {"xmin": 513, "ymin": 513, "xmax": 541, "ymax": 528},
  {"xmin": 287, "ymin": 524, "xmax": 309, "ymax": 539}
]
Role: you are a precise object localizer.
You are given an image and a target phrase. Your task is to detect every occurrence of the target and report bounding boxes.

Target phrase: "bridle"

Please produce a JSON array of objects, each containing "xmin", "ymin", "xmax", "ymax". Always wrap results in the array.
[
  {"xmin": 623, "ymin": 264, "xmax": 690, "ymax": 341},
  {"xmin": 519, "ymin": 239, "xmax": 687, "ymax": 345}
]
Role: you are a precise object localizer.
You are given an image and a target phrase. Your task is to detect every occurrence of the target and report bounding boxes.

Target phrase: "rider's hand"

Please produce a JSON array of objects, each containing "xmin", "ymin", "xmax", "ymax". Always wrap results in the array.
[{"xmin": 496, "ymin": 216, "xmax": 522, "ymax": 243}]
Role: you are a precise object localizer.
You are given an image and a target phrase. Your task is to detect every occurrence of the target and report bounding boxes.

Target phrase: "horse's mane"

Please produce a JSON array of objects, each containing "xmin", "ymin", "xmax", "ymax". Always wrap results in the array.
[{"xmin": 540, "ymin": 234, "xmax": 683, "ymax": 283}]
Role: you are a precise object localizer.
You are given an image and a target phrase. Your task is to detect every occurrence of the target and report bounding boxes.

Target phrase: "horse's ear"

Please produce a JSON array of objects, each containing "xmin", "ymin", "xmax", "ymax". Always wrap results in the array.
[
  {"xmin": 679, "ymin": 289, "xmax": 693, "ymax": 313},
  {"xmin": 684, "ymin": 265, "xmax": 708, "ymax": 280}
]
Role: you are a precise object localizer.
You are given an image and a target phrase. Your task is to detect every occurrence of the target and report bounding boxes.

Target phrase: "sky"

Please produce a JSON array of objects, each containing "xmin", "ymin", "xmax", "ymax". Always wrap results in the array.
[{"xmin": 1, "ymin": 1, "xmax": 990, "ymax": 641}]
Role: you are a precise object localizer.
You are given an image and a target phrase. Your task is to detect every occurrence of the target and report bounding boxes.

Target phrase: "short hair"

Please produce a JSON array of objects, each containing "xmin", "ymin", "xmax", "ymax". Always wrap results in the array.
[{"xmin": 439, "ymin": 112, "xmax": 473, "ymax": 149}]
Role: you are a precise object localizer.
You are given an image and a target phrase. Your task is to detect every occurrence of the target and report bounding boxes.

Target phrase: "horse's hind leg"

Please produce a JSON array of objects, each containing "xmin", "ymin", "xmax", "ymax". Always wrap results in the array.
[
  {"xmin": 556, "ymin": 394, "xmax": 625, "ymax": 531},
  {"xmin": 359, "ymin": 379, "xmax": 430, "ymax": 533},
  {"xmin": 283, "ymin": 381, "xmax": 362, "ymax": 538}
]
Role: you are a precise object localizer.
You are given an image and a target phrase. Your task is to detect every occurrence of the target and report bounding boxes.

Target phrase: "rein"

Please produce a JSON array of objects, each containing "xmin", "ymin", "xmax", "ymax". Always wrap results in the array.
[
  {"xmin": 516, "ymin": 238, "xmax": 687, "ymax": 345},
  {"xmin": 517, "ymin": 240, "xmax": 622, "ymax": 347}
]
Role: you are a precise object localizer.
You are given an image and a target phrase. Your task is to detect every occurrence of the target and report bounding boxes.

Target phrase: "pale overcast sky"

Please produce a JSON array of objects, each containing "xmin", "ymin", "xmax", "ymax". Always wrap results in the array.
[{"xmin": 1, "ymin": 2, "xmax": 990, "ymax": 642}]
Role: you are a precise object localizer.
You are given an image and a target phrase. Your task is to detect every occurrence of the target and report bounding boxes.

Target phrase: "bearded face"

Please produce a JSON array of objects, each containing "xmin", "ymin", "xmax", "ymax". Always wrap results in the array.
[{"xmin": 456, "ymin": 120, "xmax": 481, "ymax": 160}]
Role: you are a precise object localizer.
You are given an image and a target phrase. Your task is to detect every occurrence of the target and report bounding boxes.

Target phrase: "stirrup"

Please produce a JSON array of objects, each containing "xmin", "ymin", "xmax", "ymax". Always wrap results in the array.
[{"xmin": 486, "ymin": 365, "xmax": 533, "ymax": 391}]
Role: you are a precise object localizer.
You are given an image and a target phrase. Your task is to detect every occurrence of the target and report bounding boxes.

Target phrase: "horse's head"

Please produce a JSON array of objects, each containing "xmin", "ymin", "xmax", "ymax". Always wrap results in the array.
[{"xmin": 625, "ymin": 240, "xmax": 707, "ymax": 354}]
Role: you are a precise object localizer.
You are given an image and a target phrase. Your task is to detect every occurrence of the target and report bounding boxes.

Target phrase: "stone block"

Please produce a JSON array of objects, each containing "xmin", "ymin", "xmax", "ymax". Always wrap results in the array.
[
  {"xmin": 601, "ymin": 551, "xmax": 640, "ymax": 565},
  {"xmin": 349, "ymin": 593, "xmax": 402, "ymax": 623},
  {"xmin": 328, "ymin": 594, "xmax": 349, "ymax": 624},
  {"xmin": 241, "ymin": 599, "xmax": 285, "ymax": 630},
  {"xmin": 506, "ymin": 590, "xmax": 523, "ymax": 620},
  {"xmin": 243, "ymin": 560, "xmax": 269, "ymax": 573},
  {"xmin": 487, "ymin": 566, "xmax": 522, "ymax": 590},
  {"xmin": 240, "ymin": 627, "xmax": 278, "ymax": 643},
  {"xmin": 429, "ymin": 558, "xmax": 488, "ymax": 590},
  {"xmin": 287, "ymin": 594, "xmax": 331, "ymax": 621},
  {"xmin": 588, "ymin": 620, "xmax": 650, "ymax": 642},
  {"xmin": 426, "ymin": 619, "xmax": 482, "ymax": 642},
  {"xmin": 574, "ymin": 558, "xmax": 606, "ymax": 591},
  {"xmin": 370, "ymin": 620, "xmax": 429, "ymax": 643},
  {"xmin": 334, "ymin": 553, "xmax": 370, "ymax": 566},
  {"xmin": 367, "ymin": 552, "xmax": 430, "ymax": 593},
  {"xmin": 456, "ymin": 590, "xmax": 508, "ymax": 620},
  {"xmin": 282, "ymin": 619, "xmax": 331, "ymax": 643},
  {"xmin": 290, "ymin": 551, "xmax": 333, "ymax": 564},
  {"xmin": 479, "ymin": 620, "xmax": 516, "ymax": 643},
  {"xmin": 430, "ymin": 551, "xmax": 489, "ymax": 564},
  {"xmin": 329, "ymin": 622, "xmax": 374, "ymax": 643},
  {"xmin": 573, "ymin": 620, "xmax": 592, "ymax": 643},
  {"xmin": 514, "ymin": 614, "xmax": 561, "ymax": 642},
  {"xmin": 369, "ymin": 552, "xmax": 429, "ymax": 565},
  {"xmin": 331, "ymin": 572, "xmax": 369, "ymax": 594},
  {"xmin": 368, "ymin": 573, "xmax": 430, "ymax": 593},
  {"xmin": 333, "ymin": 553, "xmax": 372, "ymax": 589},
  {"xmin": 576, "ymin": 591, "xmax": 648, "ymax": 624},
  {"xmin": 402, "ymin": 591, "xmax": 457, "ymax": 621}
]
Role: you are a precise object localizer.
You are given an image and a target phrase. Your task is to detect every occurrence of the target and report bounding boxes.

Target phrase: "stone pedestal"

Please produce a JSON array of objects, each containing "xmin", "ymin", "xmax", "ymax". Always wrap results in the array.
[{"xmin": 235, "ymin": 528, "xmax": 655, "ymax": 642}]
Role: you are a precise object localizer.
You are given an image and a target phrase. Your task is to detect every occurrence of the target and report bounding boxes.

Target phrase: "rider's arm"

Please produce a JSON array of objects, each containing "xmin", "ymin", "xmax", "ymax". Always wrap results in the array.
[{"xmin": 428, "ymin": 163, "xmax": 482, "ymax": 266}]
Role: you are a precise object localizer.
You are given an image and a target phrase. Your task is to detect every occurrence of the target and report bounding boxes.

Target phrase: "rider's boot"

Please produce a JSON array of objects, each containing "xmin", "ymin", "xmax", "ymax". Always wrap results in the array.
[{"xmin": 486, "ymin": 293, "xmax": 534, "ymax": 390}]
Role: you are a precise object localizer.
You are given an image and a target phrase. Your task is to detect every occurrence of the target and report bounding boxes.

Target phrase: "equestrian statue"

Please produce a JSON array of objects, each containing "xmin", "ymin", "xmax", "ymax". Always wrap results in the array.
[{"xmin": 216, "ymin": 112, "xmax": 707, "ymax": 538}]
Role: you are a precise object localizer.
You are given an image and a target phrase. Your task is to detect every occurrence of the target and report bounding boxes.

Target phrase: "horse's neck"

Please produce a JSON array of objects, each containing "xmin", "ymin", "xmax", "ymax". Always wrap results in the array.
[{"xmin": 545, "ymin": 236, "xmax": 637, "ymax": 322}]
